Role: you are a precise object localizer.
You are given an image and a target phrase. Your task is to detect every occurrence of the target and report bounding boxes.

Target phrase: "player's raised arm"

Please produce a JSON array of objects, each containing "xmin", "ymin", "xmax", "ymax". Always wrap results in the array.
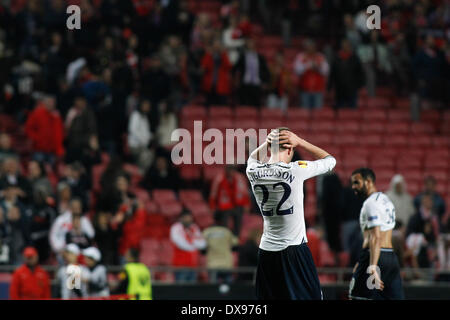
[
  {"xmin": 278, "ymin": 130, "xmax": 336, "ymax": 179},
  {"xmin": 248, "ymin": 130, "xmax": 278, "ymax": 164}
]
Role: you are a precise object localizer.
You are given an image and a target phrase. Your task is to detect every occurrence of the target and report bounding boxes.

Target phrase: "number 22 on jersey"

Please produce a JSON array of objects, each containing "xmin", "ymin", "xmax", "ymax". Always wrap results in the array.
[{"xmin": 253, "ymin": 182, "xmax": 294, "ymax": 216}]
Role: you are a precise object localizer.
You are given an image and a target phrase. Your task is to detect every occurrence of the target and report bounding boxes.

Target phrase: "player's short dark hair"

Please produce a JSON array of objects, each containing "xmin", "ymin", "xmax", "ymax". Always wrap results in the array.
[
  {"xmin": 269, "ymin": 127, "xmax": 291, "ymax": 151},
  {"xmin": 128, "ymin": 248, "xmax": 140, "ymax": 261},
  {"xmin": 351, "ymin": 167, "xmax": 376, "ymax": 183}
]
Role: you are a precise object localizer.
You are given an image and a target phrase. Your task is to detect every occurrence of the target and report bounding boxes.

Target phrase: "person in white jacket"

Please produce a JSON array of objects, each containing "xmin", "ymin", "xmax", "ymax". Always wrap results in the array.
[
  {"xmin": 127, "ymin": 100, "xmax": 154, "ymax": 172},
  {"xmin": 49, "ymin": 198, "xmax": 95, "ymax": 263}
]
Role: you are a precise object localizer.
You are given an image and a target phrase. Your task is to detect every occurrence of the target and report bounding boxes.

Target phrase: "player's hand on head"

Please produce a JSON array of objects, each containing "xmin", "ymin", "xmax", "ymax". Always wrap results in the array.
[
  {"xmin": 278, "ymin": 130, "xmax": 300, "ymax": 149},
  {"xmin": 266, "ymin": 129, "xmax": 279, "ymax": 145}
]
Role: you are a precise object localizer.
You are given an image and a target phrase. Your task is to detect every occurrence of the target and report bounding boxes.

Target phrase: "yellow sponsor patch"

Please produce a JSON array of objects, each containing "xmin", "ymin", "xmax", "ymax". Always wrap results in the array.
[{"xmin": 298, "ymin": 161, "xmax": 308, "ymax": 168}]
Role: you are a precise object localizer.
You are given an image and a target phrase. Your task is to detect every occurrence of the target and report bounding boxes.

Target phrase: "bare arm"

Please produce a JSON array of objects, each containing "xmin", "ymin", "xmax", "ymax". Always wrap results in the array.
[
  {"xmin": 278, "ymin": 131, "xmax": 331, "ymax": 159},
  {"xmin": 249, "ymin": 131, "xmax": 278, "ymax": 163},
  {"xmin": 368, "ymin": 226, "xmax": 384, "ymax": 290}
]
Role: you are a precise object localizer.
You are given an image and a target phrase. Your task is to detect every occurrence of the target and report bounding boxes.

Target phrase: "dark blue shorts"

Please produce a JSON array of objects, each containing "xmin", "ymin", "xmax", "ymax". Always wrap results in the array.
[
  {"xmin": 255, "ymin": 243, "xmax": 323, "ymax": 300},
  {"xmin": 349, "ymin": 248, "xmax": 404, "ymax": 300}
]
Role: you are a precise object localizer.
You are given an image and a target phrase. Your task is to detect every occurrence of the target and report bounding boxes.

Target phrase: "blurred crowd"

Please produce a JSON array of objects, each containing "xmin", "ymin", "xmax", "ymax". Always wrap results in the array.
[{"xmin": 0, "ymin": 0, "xmax": 449, "ymax": 297}]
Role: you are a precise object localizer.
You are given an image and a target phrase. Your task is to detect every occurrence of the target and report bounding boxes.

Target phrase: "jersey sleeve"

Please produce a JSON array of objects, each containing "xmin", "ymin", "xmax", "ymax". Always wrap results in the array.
[
  {"xmin": 364, "ymin": 200, "xmax": 383, "ymax": 229},
  {"xmin": 292, "ymin": 155, "xmax": 336, "ymax": 180}
]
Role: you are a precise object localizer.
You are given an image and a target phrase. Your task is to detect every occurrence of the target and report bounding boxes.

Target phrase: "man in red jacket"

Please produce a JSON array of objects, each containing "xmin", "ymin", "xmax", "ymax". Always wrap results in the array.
[
  {"xmin": 200, "ymin": 38, "xmax": 232, "ymax": 106},
  {"xmin": 209, "ymin": 165, "xmax": 250, "ymax": 237},
  {"xmin": 9, "ymin": 247, "xmax": 51, "ymax": 300},
  {"xmin": 25, "ymin": 96, "xmax": 65, "ymax": 163}
]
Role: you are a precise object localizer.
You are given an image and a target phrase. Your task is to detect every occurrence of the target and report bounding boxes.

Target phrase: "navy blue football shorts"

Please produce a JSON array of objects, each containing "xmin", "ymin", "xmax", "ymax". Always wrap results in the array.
[
  {"xmin": 255, "ymin": 243, "xmax": 323, "ymax": 300},
  {"xmin": 349, "ymin": 247, "xmax": 404, "ymax": 300}
]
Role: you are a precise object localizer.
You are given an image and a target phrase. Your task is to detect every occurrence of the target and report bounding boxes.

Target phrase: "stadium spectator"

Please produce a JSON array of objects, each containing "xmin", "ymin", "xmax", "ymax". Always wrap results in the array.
[
  {"xmin": 65, "ymin": 96, "xmax": 98, "ymax": 162},
  {"xmin": 406, "ymin": 194, "xmax": 440, "ymax": 271},
  {"xmin": 294, "ymin": 38, "xmax": 329, "ymax": 109},
  {"xmin": 55, "ymin": 181, "xmax": 71, "ymax": 215},
  {"xmin": 0, "ymin": 133, "xmax": 17, "ymax": 163},
  {"xmin": 94, "ymin": 211, "xmax": 122, "ymax": 266},
  {"xmin": 56, "ymin": 243, "xmax": 88, "ymax": 299},
  {"xmin": 234, "ymin": 38, "xmax": 270, "ymax": 107},
  {"xmin": 27, "ymin": 160, "xmax": 53, "ymax": 198},
  {"xmin": 266, "ymin": 52, "xmax": 291, "ymax": 112},
  {"xmin": 66, "ymin": 134, "xmax": 101, "ymax": 179},
  {"xmin": 356, "ymin": 30, "xmax": 392, "ymax": 97},
  {"xmin": 386, "ymin": 174, "xmax": 415, "ymax": 226},
  {"xmin": 82, "ymin": 247, "xmax": 110, "ymax": 297},
  {"xmin": 340, "ymin": 185, "xmax": 364, "ymax": 266},
  {"xmin": 49, "ymin": 198, "xmax": 95, "ymax": 258},
  {"xmin": 140, "ymin": 153, "xmax": 180, "ymax": 191},
  {"xmin": 155, "ymin": 101, "xmax": 178, "ymax": 148},
  {"xmin": 170, "ymin": 211, "xmax": 206, "ymax": 283},
  {"xmin": 127, "ymin": 99, "xmax": 154, "ymax": 172},
  {"xmin": 412, "ymin": 34, "xmax": 448, "ymax": 110},
  {"xmin": 65, "ymin": 214, "xmax": 94, "ymax": 250},
  {"xmin": 0, "ymin": 183, "xmax": 29, "ymax": 265},
  {"xmin": 342, "ymin": 13, "xmax": 362, "ymax": 49},
  {"xmin": 328, "ymin": 39, "xmax": 364, "ymax": 109},
  {"xmin": 222, "ymin": 15, "xmax": 245, "ymax": 66},
  {"xmin": 0, "ymin": 157, "xmax": 32, "ymax": 203},
  {"xmin": 200, "ymin": 38, "xmax": 232, "ymax": 106},
  {"xmin": 320, "ymin": 172, "xmax": 343, "ymax": 259},
  {"xmin": 59, "ymin": 162, "xmax": 89, "ymax": 210},
  {"xmin": 414, "ymin": 176, "xmax": 446, "ymax": 224},
  {"xmin": 24, "ymin": 96, "xmax": 65, "ymax": 163},
  {"xmin": 388, "ymin": 33, "xmax": 412, "ymax": 96},
  {"xmin": 29, "ymin": 186, "xmax": 56, "ymax": 264},
  {"xmin": 238, "ymin": 228, "xmax": 261, "ymax": 281},
  {"xmin": 9, "ymin": 247, "xmax": 51, "ymax": 300},
  {"xmin": 202, "ymin": 214, "xmax": 239, "ymax": 283},
  {"xmin": 209, "ymin": 164, "xmax": 250, "ymax": 237},
  {"xmin": 113, "ymin": 248, "xmax": 152, "ymax": 300}
]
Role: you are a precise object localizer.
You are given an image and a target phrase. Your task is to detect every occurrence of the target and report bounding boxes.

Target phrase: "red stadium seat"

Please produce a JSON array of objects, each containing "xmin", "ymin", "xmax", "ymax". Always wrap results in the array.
[
  {"xmin": 152, "ymin": 189, "xmax": 177, "ymax": 204},
  {"xmin": 386, "ymin": 122, "xmax": 409, "ymax": 135},
  {"xmin": 260, "ymin": 108, "xmax": 285, "ymax": 120},
  {"xmin": 203, "ymin": 165, "xmax": 225, "ymax": 182},
  {"xmin": 207, "ymin": 117, "xmax": 234, "ymax": 130},
  {"xmin": 410, "ymin": 122, "xmax": 434, "ymax": 135},
  {"xmin": 181, "ymin": 105, "xmax": 207, "ymax": 119},
  {"xmin": 432, "ymin": 136, "xmax": 450, "ymax": 148},
  {"xmin": 305, "ymin": 133, "xmax": 333, "ymax": 146},
  {"xmin": 309, "ymin": 120, "xmax": 336, "ymax": 133},
  {"xmin": 396, "ymin": 156, "xmax": 422, "ymax": 170},
  {"xmin": 333, "ymin": 133, "xmax": 359, "ymax": 147},
  {"xmin": 408, "ymin": 135, "xmax": 432, "ymax": 148},
  {"xmin": 375, "ymin": 169, "xmax": 395, "ymax": 182},
  {"xmin": 336, "ymin": 121, "xmax": 360, "ymax": 133},
  {"xmin": 369, "ymin": 155, "xmax": 396, "ymax": 170},
  {"xmin": 393, "ymin": 98, "xmax": 410, "ymax": 109},
  {"xmin": 366, "ymin": 97, "xmax": 391, "ymax": 109},
  {"xmin": 209, "ymin": 106, "xmax": 233, "ymax": 118},
  {"xmin": 179, "ymin": 189, "xmax": 204, "ymax": 205},
  {"xmin": 361, "ymin": 122, "xmax": 386, "ymax": 134},
  {"xmin": 285, "ymin": 119, "xmax": 310, "ymax": 133},
  {"xmin": 388, "ymin": 110, "xmax": 410, "ymax": 122},
  {"xmin": 178, "ymin": 165, "xmax": 202, "ymax": 181},
  {"xmin": 360, "ymin": 134, "xmax": 383, "ymax": 147},
  {"xmin": 286, "ymin": 108, "xmax": 311, "ymax": 120},
  {"xmin": 384, "ymin": 135, "xmax": 408, "ymax": 148},
  {"xmin": 421, "ymin": 110, "xmax": 440, "ymax": 122},
  {"xmin": 258, "ymin": 118, "xmax": 283, "ymax": 130},
  {"xmin": 234, "ymin": 106, "xmax": 259, "ymax": 120},
  {"xmin": 311, "ymin": 108, "xmax": 335, "ymax": 120},
  {"xmin": 397, "ymin": 169, "xmax": 423, "ymax": 183},
  {"xmin": 424, "ymin": 157, "xmax": 449, "ymax": 170},
  {"xmin": 186, "ymin": 201, "xmax": 211, "ymax": 218},
  {"xmin": 362, "ymin": 110, "xmax": 387, "ymax": 121},
  {"xmin": 159, "ymin": 200, "xmax": 183, "ymax": 219},
  {"xmin": 337, "ymin": 109, "xmax": 361, "ymax": 121},
  {"xmin": 234, "ymin": 118, "xmax": 258, "ymax": 130}
]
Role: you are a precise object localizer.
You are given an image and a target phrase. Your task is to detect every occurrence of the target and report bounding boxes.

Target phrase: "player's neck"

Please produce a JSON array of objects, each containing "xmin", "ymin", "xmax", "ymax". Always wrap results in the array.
[
  {"xmin": 268, "ymin": 152, "xmax": 290, "ymax": 164},
  {"xmin": 366, "ymin": 187, "xmax": 378, "ymax": 198}
]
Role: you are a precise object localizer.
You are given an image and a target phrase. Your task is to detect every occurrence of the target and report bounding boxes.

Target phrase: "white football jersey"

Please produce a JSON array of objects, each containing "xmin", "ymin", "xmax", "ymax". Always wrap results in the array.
[
  {"xmin": 359, "ymin": 192, "xmax": 396, "ymax": 233},
  {"xmin": 246, "ymin": 155, "xmax": 336, "ymax": 251}
]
